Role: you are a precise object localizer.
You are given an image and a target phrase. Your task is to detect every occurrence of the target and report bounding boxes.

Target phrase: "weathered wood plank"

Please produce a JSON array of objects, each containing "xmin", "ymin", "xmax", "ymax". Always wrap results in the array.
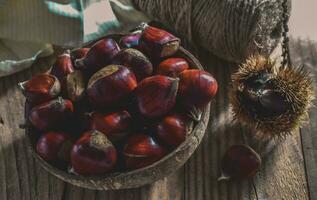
[{"xmin": 290, "ymin": 37, "xmax": 317, "ymax": 200}]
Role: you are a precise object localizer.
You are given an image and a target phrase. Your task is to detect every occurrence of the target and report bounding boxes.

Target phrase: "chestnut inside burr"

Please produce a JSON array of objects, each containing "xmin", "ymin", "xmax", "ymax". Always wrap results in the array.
[{"xmin": 237, "ymin": 72, "xmax": 290, "ymax": 118}]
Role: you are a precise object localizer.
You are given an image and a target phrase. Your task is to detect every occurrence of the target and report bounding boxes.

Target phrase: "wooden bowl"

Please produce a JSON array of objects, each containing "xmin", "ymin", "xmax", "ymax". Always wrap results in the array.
[{"xmin": 24, "ymin": 34, "xmax": 210, "ymax": 190}]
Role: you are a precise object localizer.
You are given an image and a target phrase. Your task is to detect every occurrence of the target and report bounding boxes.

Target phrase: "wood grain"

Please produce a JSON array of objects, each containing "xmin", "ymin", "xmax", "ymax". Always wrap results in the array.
[
  {"xmin": 290, "ymin": 38, "xmax": 317, "ymax": 200},
  {"xmin": 0, "ymin": 40, "xmax": 310, "ymax": 199}
]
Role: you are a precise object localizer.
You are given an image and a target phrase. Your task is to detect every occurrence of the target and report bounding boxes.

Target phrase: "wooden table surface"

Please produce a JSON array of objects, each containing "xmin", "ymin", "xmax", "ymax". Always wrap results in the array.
[{"xmin": 0, "ymin": 38, "xmax": 315, "ymax": 200}]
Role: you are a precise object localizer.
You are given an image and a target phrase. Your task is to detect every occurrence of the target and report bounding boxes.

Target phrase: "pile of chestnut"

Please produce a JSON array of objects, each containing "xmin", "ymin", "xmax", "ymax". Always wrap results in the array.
[{"xmin": 20, "ymin": 24, "xmax": 218, "ymax": 176}]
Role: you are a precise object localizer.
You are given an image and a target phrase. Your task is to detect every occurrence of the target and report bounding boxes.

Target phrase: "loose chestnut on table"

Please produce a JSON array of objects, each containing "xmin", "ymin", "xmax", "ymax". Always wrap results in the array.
[
  {"xmin": 219, "ymin": 145, "xmax": 261, "ymax": 181},
  {"xmin": 22, "ymin": 24, "xmax": 216, "ymax": 190}
]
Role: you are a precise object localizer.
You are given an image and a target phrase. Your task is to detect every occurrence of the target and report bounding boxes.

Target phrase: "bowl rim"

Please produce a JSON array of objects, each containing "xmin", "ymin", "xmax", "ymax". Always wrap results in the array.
[{"xmin": 24, "ymin": 34, "xmax": 211, "ymax": 190}]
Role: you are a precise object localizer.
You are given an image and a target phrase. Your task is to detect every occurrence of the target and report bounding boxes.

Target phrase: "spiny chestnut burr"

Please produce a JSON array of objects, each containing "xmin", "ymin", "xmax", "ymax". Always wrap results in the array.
[
  {"xmin": 70, "ymin": 48, "xmax": 89, "ymax": 61},
  {"xmin": 179, "ymin": 69, "xmax": 218, "ymax": 109},
  {"xmin": 123, "ymin": 133, "xmax": 167, "ymax": 169},
  {"xmin": 70, "ymin": 130, "xmax": 117, "ymax": 175},
  {"xmin": 219, "ymin": 145, "xmax": 261, "ymax": 181},
  {"xmin": 156, "ymin": 58, "xmax": 189, "ymax": 77},
  {"xmin": 89, "ymin": 111, "xmax": 132, "ymax": 142},
  {"xmin": 139, "ymin": 25, "xmax": 180, "ymax": 59},
  {"xmin": 112, "ymin": 48, "xmax": 153, "ymax": 82},
  {"xmin": 230, "ymin": 55, "xmax": 315, "ymax": 139},
  {"xmin": 75, "ymin": 38, "xmax": 120, "ymax": 72},
  {"xmin": 64, "ymin": 70, "xmax": 86, "ymax": 102},
  {"xmin": 87, "ymin": 65, "xmax": 137, "ymax": 108},
  {"xmin": 156, "ymin": 114, "xmax": 193, "ymax": 148},
  {"xmin": 120, "ymin": 32, "xmax": 142, "ymax": 48},
  {"xmin": 36, "ymin": 131, "xmax": 72, "ymax": 164},
  {"xmin": 50, "ymin": 50, "xmax": 74, "ymax": 80},
  {"xmin": 136, "ymin": 75, "xmax": 179, "ymax": 118},
  {"xmin": 19, "ymin": 74, "xmax": 61, "ymax": 105},
  {"xmin": 29, "ymin": 97, "xmax": 74, "ymax": 131}
]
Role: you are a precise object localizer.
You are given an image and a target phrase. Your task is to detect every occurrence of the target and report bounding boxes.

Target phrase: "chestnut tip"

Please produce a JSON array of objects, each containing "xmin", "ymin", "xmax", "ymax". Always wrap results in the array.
[
  {"xmin": 74, "ymin": 58, "xmax": 85, "ymax": 69},
  {"xmin": 18, "ymin": 81, "xmax": 26, "ymax": 91},
  {"xmin": 63, "ymin": 49, "xmax": 71, "ymax": 55},
  {"xmin": 136, "ymin": 22, "xmax": 149, "ymax": 31},
  {"xmin": 19, "ymin": 123, "xmax": 30, "ymax": 129},
  {"xmin": 186, "ymin": 106, "xmax": 203, "ymax": 122}
]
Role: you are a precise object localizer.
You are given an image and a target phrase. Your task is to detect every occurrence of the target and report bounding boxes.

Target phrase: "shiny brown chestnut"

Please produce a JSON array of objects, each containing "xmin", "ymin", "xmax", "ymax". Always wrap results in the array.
[
  {"xmin": 139, "ymin": 25, "xmax": 180, "ymax": 59},
  {"xmin": 123, "ymin": 133, "xmax": 167, "ymax": 169},
  {"xmin": 29, "ymin": 97, "xmax": 74, "ymax": 131},
  {"xmin": 89, "ymin": 110, "xmax": 132, "ymax": 142},
  {"xmin": 112, "ymin": 48, "xmax": 153, "ymax": 82},
  {"xmin": 64, "ymin": 70, "xmax": 86, "ymax": 102},
  {"xmin": 87, "ymin": 65, "xmax": 137, "ymax": 108},
  {"xmin": 70, "ymin": 130, "xmax": 117, "ymax": 175},
  {"xmin": 50, "ymin": 50, "xmax": 74, "ymax": 80},
  {"xmin": 36, "ymin": 131, "xmax": 72, "ymax": 164},
  {"xmin": 70, "ymin": 48, "xmax": 89, "ymax": 61},
  {"xmin": 119, "ymin": 32, "xmax": 142, "ymax": 48},
  {"xmin": 75, "ymin": 38, "xmax": 120, "ymax": 72},
  {"xmin": 179, "ymin": 69, "xmax": 218, "ymax": 109},
  {"xmin": 156, "ymin": 114, "xmax": 193, "ymax": 148},
  {"xmin": 136, "ymin": 75, "xmax": 179, "ymax": 118},
  {"xmin": 19, "ymin": 74, "xmax": 61, "ymax": 104},
  {"xmin": 219, "ymin": 145, "xmax": 261, "ymax": 181},
  {"xmin": 156, "ymin": 57, "xmax": 189, "ymax": 77}
]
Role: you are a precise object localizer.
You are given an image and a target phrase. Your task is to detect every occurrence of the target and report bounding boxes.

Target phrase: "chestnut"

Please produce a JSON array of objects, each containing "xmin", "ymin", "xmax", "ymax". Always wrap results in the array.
[
  {"xmin": 87, "ymin": 65, "xmax": 137, "ymax": 108},
  {"xmin": 156, "ymin": 58, "xmax": 189, "ymax": 77},
  {"xmin": 156, "ymin": 114, "xmax": 193, "ymax": 148},
  {"xmin": 89, "ymin": 110, "xmax": 132, "ymax": 142},
  {"xmin": 50, "ymin": 50, "xmax": 74, "ymax": 80},
  {"xmin": 36, "ymin": 131, "xmax": 72, "ymax": 164},
  {"xmin": 219, "ymin": 145, "xmax": 261, "ymax": 180},
  {"xmin": 19, "ymin": 74, "xmax": 61, "ymax": 104},
  {"xmin": 75, "ymin": 38, "xmax": 120, "ymax": 72},
  {"xmin": 123, "ymin": 134, "xmax": 167, "ymax": 169},
  {"xmin": 239, "ymin": 73, "xmax": 290, "ymax": 118},
  {"xmin": 112, "ymin": 48, "xmax": 153, "ymax": 82},
  {"xmin": 70, "ymin": 130, "xmax": 117, "ymax": 175},
  {"xmin": 119, "ymin": 32, "xmax": 142, "ymax": 48},
  {"xmin": 178, "ymin": 69, "xmax": 218, "ymax": 109},
  {"xmin": 70, "ymin": 48, "xmax": 89, "ymax": 61},
  {"xmin": 139, "ymin": 25, "xmax": 180, "ymax": 59},
  {"xmin": 136, "ymin": 75, "xmax": 179, "ymax": 117},
  {"xmin": 64, "ymin": 70, "xmax": 86, "ymax": 102},
  {"xmin": 29, "ymin": 97, "xmax": 74, "ymax": 131}
]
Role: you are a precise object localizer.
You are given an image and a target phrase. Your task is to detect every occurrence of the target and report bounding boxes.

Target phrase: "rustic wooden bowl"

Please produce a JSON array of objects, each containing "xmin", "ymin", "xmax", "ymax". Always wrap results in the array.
[{"xmin": 24, "ymin": 34, "xmax": 211, "ymax": 190}]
